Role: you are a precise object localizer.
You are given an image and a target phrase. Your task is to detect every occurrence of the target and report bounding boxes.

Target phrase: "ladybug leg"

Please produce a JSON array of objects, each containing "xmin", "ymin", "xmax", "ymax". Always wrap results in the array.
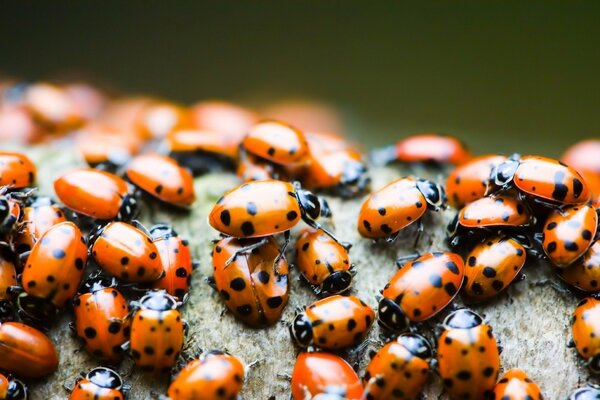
[
  {"xmin": 224, "ymin": 238, "xmax": 269, "ymax": 267},
  {"xmin": 395, "ymin": 253, "xmax": 420, "ymax": 269},
  {"xmin": 273, "ymin": 230, "xmax": 291, "ymax": 271},
  {"xmin": 413, "ymin": 219, "xmax": 424, "ymax": 248}
]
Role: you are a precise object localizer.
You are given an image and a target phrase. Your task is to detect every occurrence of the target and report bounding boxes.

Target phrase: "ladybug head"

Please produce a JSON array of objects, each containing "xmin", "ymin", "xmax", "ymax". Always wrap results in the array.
[
  {"xmin": 290, "ymin": 313, "xmax": 313, "ymax": 347},
  {"xmin": 296, "ymin": 189, "xmax": 322, "ymax": 221},
  {"xmin": 17, "ymin": 293, "xmax": 58, "ymax": 322},
  {"xmin": 0, "ymin": 197, "xmax": 9, "ymax": 223},
  {"xmin": 416, "ymin": 179, "xmax": 446, "ymax": 211},
  {"xmin": 139, "ymin": 290, "xmax": 178, "ymax": 311},
  {"xmin": 397, "ymin": 333, "xmax": 432, "ymax": 360},
  {"xmin": 87, "ymin": 224, "xmax": 106, "ymax": 246},
  {"xmin": 322, "ymin": 271, "xmax": 353, "ymax": 294},
  {"xmin": 377, "ymin": 298, "xmax": 410, "ymax": 333},
  {"xmin": 6, "ymin": 376, "xmax": 27, "ymax": 400},
  {"xmin": 443, "ymin": 309, "xmax": 483, "ymax": 330},
  {"xmin": 149, "ymin": 223, "xmax": 177, "ymax": 240},
  {"xmin": 588, "ymin": 354, "xmax": 600, "ymax": 375},
  {"xmin": 493, "ymin": 158, "xmax": 519, "ymax": 187},
  {"xmin": 87, "ymin": 367, "xmax": 123, "ymax": 390},
  {"xmin": 117, "ymin": 193, "xmax": 139, "ymax": 221},
  {"xmin": 446, "ymin": 213, "xmax": 460, "ymax": 237}
]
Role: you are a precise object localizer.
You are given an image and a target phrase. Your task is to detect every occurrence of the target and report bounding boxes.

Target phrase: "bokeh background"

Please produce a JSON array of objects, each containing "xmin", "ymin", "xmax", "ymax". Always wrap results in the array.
[{"xmin": 2, "ymin": 1, "xmax": 599, "ymax": 156}]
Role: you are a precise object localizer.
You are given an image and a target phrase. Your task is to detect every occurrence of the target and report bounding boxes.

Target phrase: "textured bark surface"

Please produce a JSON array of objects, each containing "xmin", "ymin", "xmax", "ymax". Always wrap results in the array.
[{"xmin": 18, "ymin": 145, "xmax": 585, "ymax": 399}]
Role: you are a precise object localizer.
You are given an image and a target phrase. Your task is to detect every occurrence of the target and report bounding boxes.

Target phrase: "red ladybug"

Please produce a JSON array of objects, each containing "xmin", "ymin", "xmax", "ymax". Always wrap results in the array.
[
  {"xmin": 242, "ymin": 120, "xmax": 309, "ymax": 166},
  {"xmin": 0, "ymin": 321, "xmax": 58, "ymax": 378},
  {"xmin": 571, "ymin": 297, "xmax": 600, "ymax": 373},
  {"xmin": 357, "ymin": 177, "xmax": 446, "ymax": 241},
  {"xmin": 0, "ymin": 256, "xmax": 16, "ymax": 318},
  {"xmin": 126, "ymin": 290, "xmax": 185, "ymax": 375},
  {"xmin": 211, "ymin": 236, "xmax": 289, "ymax": 327},
  {"xmin": 11, "ymin": 197, "xmax": 66, "ymax": 254},
  {"xmin": 166, "ymin": 351, "xmax": 245, "ymax": 400},
  {"xmin": 18, "ymin": 221, "xmax": 87, "ymax": 321},
  {"xmin": 0, "ymin": 373, "xmax": 27, "ymax": 400},
  {"xmin": 75, "ymin": 125, "xmax": 140, "ymax": 169},
  {"xmin": 73, "ymin": 277, "xmax": 130, "ymax": 364},
  {"xmin": 462, "ymin": 235, "xmax": 527, "ymax": 303},
  {"xmin": 291, "ymin": 295, "xmax": 374, "ymax": 350},
  {"xmin": 491, "ymin": 155, "xmax": 591, "ymax": 206},
  {"xmin": 150, "ymin": 225, "xmax": 193, "ymax": 301},
  {"xmin": 54, "ymin": 168, "xmax": 138, "ymax": 220},
  {"xmin": 446, "ymin": 155, "xmax": 507, "ymax": 207},
  {"xmin": 556, "ymin": 241, "xmax": 600, "ymax": 292},
  {"xmin": 295, "ymin": 229, "xmax": 354, "ymax": 294},
  {"xmin": 492, "ymin": 368, "xmax": 543, "ymax": 400},
  {"xmin": 190, "ymin": 100, "xmax": 258, "ymax": 141},
  {"xmin": 373, "ymin": 133, "xmax": 471, "ymax": 166},
  {"xmin": 125, "ymin": 153, "xmax": 195, "ymax": 207},
  {"xmin": 69, "ymin": 367, "xmax": 128, "ymax": 400},
  {"xmin": 437, "ymin": 309, "xmax": 500, "ymax": 400},
  {"xmin": 363, "ymin": 333, "xmax": 431, "ymax": 400},
  {"xmin": 0, "ymin": 152, "xmax": 36, "ymax": 189},
  {"xmin": 90, "ymin": 221, "xmax": 164, "ymax": 283},
  {"xmin": 541, "ymin": 204, "xmax": 598, "ymax": 267},
  {"xmin": 134, "ymin": 100, "xmax": 191, "ymax": 140},
  {"xmin": 378, "ymin": 252, "xmax": 464, "ymax": 332},
  {"xmin": 291, "ymin": 352, "xmax": 363, "ymax": 400}
]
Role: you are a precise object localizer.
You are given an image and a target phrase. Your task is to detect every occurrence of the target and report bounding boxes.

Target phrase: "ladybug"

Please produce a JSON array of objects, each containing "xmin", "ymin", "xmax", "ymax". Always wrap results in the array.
[
  {"xmin": 437, "ymin": 309, "xmax": 500, "ymax": 400},
  {"xmin": 0, "ymin": 321, "xmax": 58, "ymax": 378},
  {"xmin": 0, "ymin": 256, "xmax": 16, "ymax": 318},
  {"xmin": 73, "ymin": 277, "xmax": 130, "ymax": 364},
  {"xmin": 90, "ymin": 221, "xmax": 164, "ymax": 283},
  {"xmin": 0, "ymin": 373, "xmax": 27, "ymax": 400},
  {"xmin": 69, "ymin": 367, "xmax": 128, "ymax": 400},
  {"xmin": 372, "ymin": 133, "xmax": 471, "ymax": 166},
  {"xmin": 462, "ymin": 235, "xmax": 527, "ymax": 303},
  {"xmin": 125, "ymin": 154, "xmax": 195, "ymax": 208},
  {"xmin": 291, "ymin": 294, "xmax": 374, "ymax": 350},
  {"xmin": 448, "ymin": 195, "xmax": 531, "ymax": 248},
  {"xmin": 150, "ymin": 225, "xmax": 193, "ymax": 301},
  {"xmin": 135, "ymin": 100, "xmax": 191, "ymax": 140},
  {"xmin": 209, "ymin": 179, "xmax": 339, "ymax": 244},
  {"xmin": 165, "ymin": 351, "xmax": 245, "ymax": 400},
  {"xmin": 541, "ymin": 204, "xmax": 598, "ymax": 267},
  {"xmin": 446, "ymin": 155, "xmax": 507, "ymax": 207},
  {"xmin": 167, "ymin": 129, "xmax": 238, "ymax": 174},
  {"xmin": 237, "ymin": 153, "xmax": 278, "ymax": 182},
  {"xmin": 562, "ymin": 139, "xmax": 600, "ymax": 175},
  {"xmin": 11, "ymin": 197, "xmax": 66, "ymax": 254},
  {"xmin": 363, "ymin": 333, "xmax": 431, "ymax": 400},
  {"xmin": 291, "ymin": 352, "xmax": 363, "ymax": 400},
  {"xmin": 378, "ymin": 252, "xmax": 464, "ymax": 333},
  {"xmin": 54, "ymin": 168, "xmax": 138, "ymax": 220},
  {"xmin": 24, "ymin": 82, "xmax": 83, "ymax": 132},
  {"xmin": 0, "ymin": 196, "xmax": 21, "ymax": 236},
  {"xmin": 126, "ymin": 290, "xmax": 185, "ymax": 374},
  {"xmin": 295, "ymin": 229, "xmax": 354, "ymax": 295},
  {"xmin": 242, "ymin": 120, "xmax": 309, "ymax": 166},
  {"xmin": 571, "ymin": 297, "xmax": 600, "ymax": 373},
  {"xmin": 357, "ymin": 177, "xmax": 446, "ymax": 241},
  {"xmin": 76, "ymin": 125, "xmax": 140, "ymax": 169},
  {"xmin": 211, "ymin": 236, "xmax": 289, "ymax": 327},
  {"xmin": 568, "ymin": 384, "xmax": 600, "ymax": 399},
  {"xmin": 0, "ymin": 152, "xmax": 36, "ymax": 189},
  {"xmin": 556, "ymin": 241, "xmax": 600, "ymax": 292},
  {"xmin": 492, "ymin": 368, "xmax": 543, "ymax": 400},
  {"xmin": 491, "ymin": 155, "xmax": 591, "ymax": 206},
  {"xmin": 18, "ymin": 221, "xmax": 87, "ymax": 321},
  {"xmin": 190, "ymin": 100, "xmax": 258, "ymax": 141}
]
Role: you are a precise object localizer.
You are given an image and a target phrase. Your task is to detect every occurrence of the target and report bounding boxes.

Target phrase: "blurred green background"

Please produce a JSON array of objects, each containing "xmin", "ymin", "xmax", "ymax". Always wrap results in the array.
[{"xmin": 1, "ymin": 1, "xmax": 599, "ymax": 156}]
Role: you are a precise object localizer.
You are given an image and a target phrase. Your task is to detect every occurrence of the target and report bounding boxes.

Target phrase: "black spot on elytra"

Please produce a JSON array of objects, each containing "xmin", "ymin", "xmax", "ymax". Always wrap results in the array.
[
  {"xmin": 155, "ymin": 185, "xmax": 163, "ymax": 194},
  {"xmin": 444, "ymin": 282, "xmax": 457, "ymax": 296},
  {"xmin": 547, "ymin": 222, "xmax": 557, "ymax": 230},
  {"xmin": 267, "ymin": 147, "xmax": 275, "ymax": 157},
  {"xmin": 230, "ymin": 278, "xmax": 246, "ymax": 291},
  {"xmin": 378, "ymin": 208, "xmax": 386, "ymax": 216},
  {"xmin": 287, "ymin": 211, "xmax": 298, "ymax": 221},
  {"xmin": 220, "ymin": 210, "xmax": 231, "ymax": 226},
  {"xmin": 456, "ymin": 370, "xmax": 472, "ymax": 380},
  {"xmin": 220, "ymin": 290, "xmax": 230, "ymax": 300},
  {"xmin": 482, "ymin": 267, "xmax": 496, "ymax": 278},
  {"xmin": 84, "ymin": 327, "xmax": 97, "ymax": 339},
  {"xmin": 468, "ymin": 256, "xmax": 477, "ymax": 267},
  {"xmin": 429, "ymin": 274, "xmax": 443, "ymax": 288},
  {"xmin": 583, "ymin": 230, "xmax": 593, "ymax": 241},
  {"xmin": 565, "ymin": 241, "xmax": 579, "ymax": 251},
  {"xmin": 482, "ymin": 366, "xmax": 495, "ymax": 377},
  {"xmin": 551, "ymin": 171, "xmax": 568, "ymax": 201},
  {"xmin": 176, "ymin": 267, "xmax": 188, "ymax": 277},
  {"xmin": 363, "ymin": 220, "xmax": 372, "ymax": 232},
  {"xmin": 257, "ymin": 271, "xmax": 270, "ymax": 284},
  {"xmin": 267, "ymin": 296, "xmax": 283, "ymax": 308},
  {"xmin": 547, "ymin": 241, "xmax": 557, "ymax": 253},
  {"xmin": 492, "ymin": 280, "xmax": 504, "ymax": 291},
  {"xmin": 246, "ymin": 202, "xmax": 257, "ymax": 216},
  {"xmin": 446, "ymin": 261, "xmax": 460, "ymax": 274},
  {"xmin": 75, "ymin": 258, "xmax": 84, "ymax": 270},
  {"xmin": 573, "ymin": 178, "xmax": 584, "ymax": 198},
  {"xmin": 241, "ymin": 221, "xmax": 255, "ymax": 236},
  {"xmin": 347, "ymin": 318, "xmax": 357, "ymax": 331},
  {"xmin": 108, "ymin": 321, "xmax": 121, "ymax": 334},
  {"xmin": 380, "ymin": 224, "xmax": 392, "ymax": 235},
  {"xmin": 472, "ymin": 282, "xmax": 484, "ymax": 295},
  {"xmin": 52, "ymin": 249, "xmax": 66, "ymax": 259}
]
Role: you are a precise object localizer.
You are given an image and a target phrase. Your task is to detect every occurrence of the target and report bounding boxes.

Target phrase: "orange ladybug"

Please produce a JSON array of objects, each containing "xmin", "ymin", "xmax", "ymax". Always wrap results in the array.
[
  {"xmin": 75, "ymin": 125, "xmax": 140, "ymax": 168},
  {"xmin": 151, "ymin": 225, "xmax": 193, "ymax": 301},
  {"xmin": 541, "ymin": 204, "xmax": 598, "ymax": 267},
  {"xmin": 491, "ymin": 155, "xmax": 591, "ymax": 205},
  {"xmin": 166, "ymin": 351, "xmax": 245, "ymax": 400},
  {"xmin": 571, "ymin": 297, "xmax": 600, "ymax": 373},
  {"xmin": 357, "ymin": 177, "xmax": 446, "ymax": 241},
  {"xmin": 492, "ymin": 368, "xmax": 543, "ymax": 400},
  {"xmin": 373, "ymin": 133, "xmax": 471, "ymax": 166},
  {"xmin": 291, "ymin": 295, "xmax": 374, "ymax": 350},
  {"xmin": 0, "ymin": 256, "xmax": 16, "ymax": 318},
  {"xmin": 562, "ymin": 139, "xmax": 600, "ymax": 175},
  {"xmin": 363, "ymin": 333, "xmax": 431, "ymax": 400},
  {"xmin": 90, "ymin": 221, "xmax": 164, "ymax": 283},
  {"xmin": 73, "ymin": 277, "xmax": 130, "ymax": 364},
  {"xmin": 237, "ymin": 152, "xmax": 278, "ymax": 182},
  {"xmin": 0, "ymin": 321, "xmax": 59, "ymax": 378},
  {"xmin": 54, "ymin": 168, "xmax": 138, "ymax": 220},
  {"xmin": 556, "ymin": 241, "xmax": 600, "ymax": 292},
  {"xmin": 446, "ymin": 155, "xmax": 507, "ymax": 207},
  {"xmin": 125, "ymin": 154, "xmax": 195, "ymax": 207},
  {"xmin": 437, "ymin": 309, "xmax": 500, "ymax": 400},
  {"xmin": 11, "ymin": 197, "xmax": 67, "ymax": 254},
  {"xmin": 127, "ymin": 290, "xmax": 185, "ymax": 375},
  {"xmin": 462, "ymin": 236, "xmax": 527, "ymax": 303},
  {"xmin": 378, "ymin": 252, "xmax": 464, "ymax": 332},
  {"xmin": 69, "ymin": 367, "xmax": 128, "ymax": 400},
  {"xmin": 0, "ymin": 373, "xmax": 27, "ymax": 399},
  {"xmin": 135, "ymin": 100, "xmax": 191, "ymax": 140},
  {"xmin": 24, "ymin": 82, "xmax": 83, "ymax": 132},
  {"xmin": 0, "ymin": 197, "xmax": 21, "ymax": 236},
  {"xmin": 18, "ymin": 221, "xmax": 87, "ymax": 321},
  {"xmin": 242, "ymin": 120, "xmax": 309, "ymax": 166},
  {"xmin": 291, "ymin": 352, "xmax": 364, "ymax": 400},
  {"xmin": 211, "ymin": 236, "xmax": 289, "ymax": 327},
  {"xmin": 295, "ymin": 229, "xmax": 354, "ymax": 294},
  {"xmin": 190, "ymin": 100, "xmax": 258, "ymax": 142},
  {"xmin": 167, "ymin": 129, "xmax": 238, "ymax": 174},
  {"xmin": 0, "ymin": 152, "xmax": 36, "ymax": 188}
]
